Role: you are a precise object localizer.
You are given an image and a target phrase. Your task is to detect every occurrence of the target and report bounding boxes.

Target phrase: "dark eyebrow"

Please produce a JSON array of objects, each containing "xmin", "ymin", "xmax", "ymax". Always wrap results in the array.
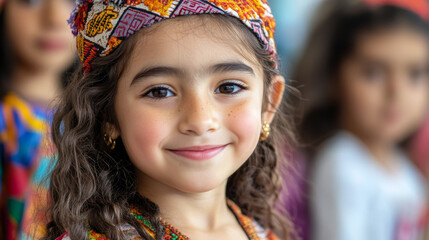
[
  {"xmin": 130, "ymin": 66, "xmax": 183, "ymax": 86},
  {"xmin": 355, "ymin": 55, "xmax": 387, "ymax": 67},
  {"xmin": 210, "ymin": 62, "xmax": 255, "ymax": 76}
]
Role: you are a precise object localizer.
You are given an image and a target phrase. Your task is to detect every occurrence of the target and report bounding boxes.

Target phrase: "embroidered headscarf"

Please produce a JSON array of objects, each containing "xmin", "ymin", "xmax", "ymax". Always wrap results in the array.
[{"xmin": 68, "ymin": 0, "xmax": 277, "ymax": 73}]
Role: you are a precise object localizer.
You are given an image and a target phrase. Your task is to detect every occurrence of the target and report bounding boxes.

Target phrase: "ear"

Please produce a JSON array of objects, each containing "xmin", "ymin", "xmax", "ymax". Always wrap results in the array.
[
  {"xmin": 104, "ymin": 122, "xmax": 120, "ymax": 139},
  {"xmin": 262, "ymin": 75, "xmax": 285, "ymax": 124}
]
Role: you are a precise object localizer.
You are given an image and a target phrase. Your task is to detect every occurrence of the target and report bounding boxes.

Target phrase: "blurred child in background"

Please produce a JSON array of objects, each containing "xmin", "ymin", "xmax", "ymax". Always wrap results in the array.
[
  {"xmin": 291, "ymin": 0, "xmax": 429, "ymax": 239},
  {"xmin": 0, "ymin": 0, "xmax": 75, "ymax": 239}
]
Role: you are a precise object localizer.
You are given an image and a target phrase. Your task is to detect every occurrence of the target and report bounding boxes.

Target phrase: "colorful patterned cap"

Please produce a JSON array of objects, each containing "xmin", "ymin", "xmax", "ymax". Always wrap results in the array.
[{"xmin": 69, "ymin": 0, "xmax": 277, "ymax": 73}]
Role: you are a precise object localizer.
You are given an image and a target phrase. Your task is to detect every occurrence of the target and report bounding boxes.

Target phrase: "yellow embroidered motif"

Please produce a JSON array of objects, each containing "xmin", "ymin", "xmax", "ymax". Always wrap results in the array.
[
  {"xmin": 77, "ymin": 35, "xmax": 85, "ymax": 63},
  {"xmin": 105, "ymin": 37, "xmax": 123, "ymax": 55},
  {"xmin": 86, "ymin": 6, "xmax": 119, "ymax": 37},
  {"xmin": 143, "ymin": 0, "xmax": 174, "ymax": 16}
]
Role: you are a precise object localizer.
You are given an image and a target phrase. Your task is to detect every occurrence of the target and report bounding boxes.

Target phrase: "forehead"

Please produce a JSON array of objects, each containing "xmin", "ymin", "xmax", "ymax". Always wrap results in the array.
[
  {"xmin": 352, "ymin": 28, "xmax": 429, "ymax": 65},
  {"xmin": 122, "ymin": 16, "xmax": 263, "ymax": 78}
]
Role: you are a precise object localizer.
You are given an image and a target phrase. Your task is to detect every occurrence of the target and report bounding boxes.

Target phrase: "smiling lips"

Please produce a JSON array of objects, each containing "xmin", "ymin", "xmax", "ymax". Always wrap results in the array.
[
  {"xmin": 38, "ymin": 39, "xmax": 68, "ymax": 52},
  {"xmin": 168, "ymin": 145, "xmax": 228, "ymax": 161}
]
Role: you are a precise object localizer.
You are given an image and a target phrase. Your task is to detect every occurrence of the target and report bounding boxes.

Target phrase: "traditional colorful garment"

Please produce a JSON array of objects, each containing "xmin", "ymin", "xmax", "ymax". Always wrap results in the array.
[
  {"xmin": 0, "ymin": 92, "xmax": 55, "ymax": 240},
  {"xmin": 68, "ymin": 0, "xmax": 277, "ymax": 73},
  {"xmin": 56, "ymin": 199, "xmax": 278, "ymax": 240}
]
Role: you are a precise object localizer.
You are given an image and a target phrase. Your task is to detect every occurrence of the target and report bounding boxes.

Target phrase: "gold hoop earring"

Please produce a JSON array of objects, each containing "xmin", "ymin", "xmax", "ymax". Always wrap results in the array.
[
  {"xmin": 104, "ymin": 134, "xmax": 116, "ymax": 150},
  {"xmin": 259, "ymin": 121, "xmax": 270, "ymax": 142}
]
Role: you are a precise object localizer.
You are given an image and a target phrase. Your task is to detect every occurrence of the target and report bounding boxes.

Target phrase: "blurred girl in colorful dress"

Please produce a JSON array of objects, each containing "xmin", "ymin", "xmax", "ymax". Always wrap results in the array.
[{"xmin": 0, "ymin": 0, "xmax": 75, "ymax": 239}]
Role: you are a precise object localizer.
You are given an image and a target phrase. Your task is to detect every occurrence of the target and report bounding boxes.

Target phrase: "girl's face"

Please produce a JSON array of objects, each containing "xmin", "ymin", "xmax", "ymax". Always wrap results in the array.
[
  {"xmin": 4, "ymin": 0, "xmax": 75, "ymax": 72},
  {"xmin": 112, "ymin": 18, "xmax": 278, "ymax": 194},
  {"xmin": 338, "ymin": 28, "xmax": 429, "ymax": 143}
]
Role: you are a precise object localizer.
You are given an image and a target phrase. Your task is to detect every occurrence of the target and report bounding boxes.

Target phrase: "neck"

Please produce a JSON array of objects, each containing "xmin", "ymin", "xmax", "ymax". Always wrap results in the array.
[
  {"xmin": 10, "ymin": 64, "xmax": 62, "ymax": 108},
  {"xmin": 137, "ymin": 173, "xmax": 233, "ymax": 231}
]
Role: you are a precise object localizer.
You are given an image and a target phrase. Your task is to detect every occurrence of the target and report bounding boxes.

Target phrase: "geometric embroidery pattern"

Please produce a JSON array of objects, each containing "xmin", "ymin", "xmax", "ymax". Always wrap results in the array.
[
  {"xmin": 112, "ymin": 8, "xmax": 163, "ymax": 38},
  {"xmin": 170, "ymin": 0, "xmax": 224, "ymax": 16},
  {"xmin": 69, "ymin": 0, "xmax": 277, "ymax": 73}
]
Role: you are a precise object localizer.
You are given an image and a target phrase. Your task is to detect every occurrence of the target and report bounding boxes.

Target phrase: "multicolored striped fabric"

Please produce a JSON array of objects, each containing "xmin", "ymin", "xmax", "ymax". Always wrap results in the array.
[{"xmin": 0, "ymin": 92, "xmax": 55, "ymax": 240}]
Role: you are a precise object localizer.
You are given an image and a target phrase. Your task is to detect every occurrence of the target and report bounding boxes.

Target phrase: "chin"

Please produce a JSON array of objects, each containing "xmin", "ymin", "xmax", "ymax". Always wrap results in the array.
[
  {"xmin": 171, "ymin": 177, "xmax": 226, "ymax": 194},
  {"xmin": 29, "ymin": 50, "xmax": 73, "ymax": 69},
  {"xmin": 378, "ymin": 129, "xmax": 410, "ymax": 143}
]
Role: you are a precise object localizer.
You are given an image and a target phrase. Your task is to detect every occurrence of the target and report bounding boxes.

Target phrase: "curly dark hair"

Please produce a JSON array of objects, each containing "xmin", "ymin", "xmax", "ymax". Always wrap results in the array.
[{"xmin": 44, "ymin": 14, "xmax": 296, "ymax": 240}]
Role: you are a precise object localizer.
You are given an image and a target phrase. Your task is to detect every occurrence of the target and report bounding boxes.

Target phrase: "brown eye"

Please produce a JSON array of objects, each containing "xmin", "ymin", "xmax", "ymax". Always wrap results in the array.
[
  {"xmin": 218, "ymin": 85, "xmax": 235, "ymax": 94},
  {"xmin": 215, "ymin": 82, "xmax": 246, "ymax": 95},
  {"xmin": 152, "ymin": 89, "xmax": 168, "ymax": 98},
  {"xmin": 143, "ymin": 86, "xmax": 175, "ymax": 99},
  {"xmin": 409, "ymin": 67, "xmax": 429, "ymax": 85},
  {"xmin": 361, "ymin": 65, "xmax": 385, "ymax": 83}
]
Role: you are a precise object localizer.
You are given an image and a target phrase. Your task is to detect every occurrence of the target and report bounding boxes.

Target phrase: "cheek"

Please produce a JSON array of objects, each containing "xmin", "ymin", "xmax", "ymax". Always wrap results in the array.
[
  {"xmin": 5, "ymin": 6, "xmax": 37, "ymax": 46},
  {"xmin": 231, "ymin": 109, "xmax": 260, "ymax": 138},
  {"xmin": 227, "ymin": 101, "xmax": 262, "ymax": 155},
  {"xmin": 403, "ymin": 87, "xmax": 429, "ymax": 126},
  {"xmin": 119, "ymin": 107, "xmax": 171, "ymax": 163},
  {"xmin": 342, "ymin": 78, "xmax": 383, "ymax": 121}
]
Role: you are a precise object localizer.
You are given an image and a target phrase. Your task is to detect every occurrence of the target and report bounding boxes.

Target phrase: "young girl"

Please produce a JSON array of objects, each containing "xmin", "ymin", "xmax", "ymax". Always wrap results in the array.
[
  {"xmin": 0, "ymin": 0, "xmax": 75, "ymax": 239},
  {"xmin": 45, "ymin": 0, "xmax": 296, "ymax": 239},
  {"xmin": 291, "ymin": 0, "xmax": 429, "ymax": 239}
]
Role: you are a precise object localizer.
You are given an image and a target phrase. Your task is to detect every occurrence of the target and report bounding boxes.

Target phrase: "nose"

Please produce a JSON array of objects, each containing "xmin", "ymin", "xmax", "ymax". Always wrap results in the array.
[
  {"xmin": 178, "ymin": 93, "xmax": 220, "ymax": 136},
  {"xmin": 386, "ymin": 73, "xmax": 403, "ymax": 102},
  {"xmin": 41, "ymin": 0, "xmax": 70, "ymax": 29}
]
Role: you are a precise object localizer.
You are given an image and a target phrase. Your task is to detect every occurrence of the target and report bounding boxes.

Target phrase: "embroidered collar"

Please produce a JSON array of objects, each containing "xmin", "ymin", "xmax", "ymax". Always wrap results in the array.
[
  {"xmin": 81, "ymin": 199, "xmax": 277, "ymax": 239},
  {"xmin": 126, "ymin": 199, "xmax": 270, "ymax": 240}
]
